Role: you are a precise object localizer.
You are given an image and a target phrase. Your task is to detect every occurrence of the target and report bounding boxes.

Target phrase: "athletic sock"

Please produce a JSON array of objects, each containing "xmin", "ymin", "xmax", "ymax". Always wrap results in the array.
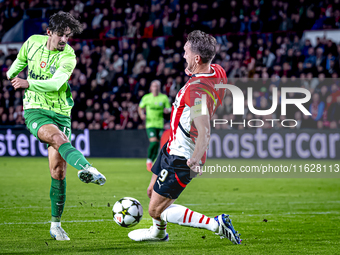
[
  {"xmin": 147, "ymin": 142, "xmax": 157, "ymax": 161},
  {"xmin": 58, "ymin": 142, "xmax": 90, "ymax": 170},
  {"xmin": 151, "ymin": 218, "xmax": 167, "ymax": 237},
  {"xmin": 160, "ymin": 204, "xmax": 219, "ymax": 232},
  {"xmin": 51, "ymin": 221, "xmax": 61, "ymax": 228},
  {"xmin": 50, "ymin": 177, "xmax": 66, "ymax": 226},
  {"xmin": 151, "ymin": 141, "xmax": 160, "ymax": 162}
]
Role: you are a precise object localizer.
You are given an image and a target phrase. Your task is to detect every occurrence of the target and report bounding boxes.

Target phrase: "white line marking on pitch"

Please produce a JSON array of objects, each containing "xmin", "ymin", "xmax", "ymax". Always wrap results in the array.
[
  {"xmin": 0, "ymin": 218, "xmax": 153, "ymax": 225},
  {"xmin": 0, "ymin": 219, "xmax": 111, "ymax": 225},
  {"xmin": 1, "ymin": 200, "xmax": 340, "ymax": 210},
  {"xmin": 0, "ymin": 205, "xmax": 109, "ymax": 210},
  {"xmin": 1, "ymin": 211, "xmax": 339, "ymax": 226}
]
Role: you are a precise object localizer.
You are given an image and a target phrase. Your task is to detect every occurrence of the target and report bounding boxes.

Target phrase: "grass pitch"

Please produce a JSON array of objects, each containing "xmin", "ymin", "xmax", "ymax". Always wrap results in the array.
[{"xmin": 0, "ymin": 157, "xmax": 339, "ymax": 254}]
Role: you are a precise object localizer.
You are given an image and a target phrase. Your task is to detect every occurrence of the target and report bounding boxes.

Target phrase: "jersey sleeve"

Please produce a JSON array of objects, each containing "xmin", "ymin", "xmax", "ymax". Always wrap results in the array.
[
  {"xmin": 164, "ymin": 95, "xmax": 171, "ymax": 109},
  {"xmin": 185, "ymin": 83, "xmax": 217, "ymax": 119},
  {"xmin": 139, "ymin": 95, "xmax": 147, "ymax": 108},
  {"xmin": 6, "ymin": 40, "xmax": 28, "ymax": 79},
  {"xmin": 28, "ymin": 70, "xmax": 69, "ymax": 93},
  {"xmin": 58, "ymin": 52, "xmax": 76, "ymax": 77}
]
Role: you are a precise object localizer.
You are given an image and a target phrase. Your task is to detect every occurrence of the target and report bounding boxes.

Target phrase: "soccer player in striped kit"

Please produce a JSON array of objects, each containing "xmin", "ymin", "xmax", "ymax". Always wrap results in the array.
[{"xmin": 129, "ymin": 30, "xmax": 241, "ymax": 244}]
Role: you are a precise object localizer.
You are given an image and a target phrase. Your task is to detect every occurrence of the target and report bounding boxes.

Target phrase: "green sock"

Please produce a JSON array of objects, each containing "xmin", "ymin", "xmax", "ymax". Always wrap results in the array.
[
  {"xmin": 147, "ymin": 142, "xmax": 155, "ymax": 161},
  {"xmin": 150, "ymin": 142, "xmax": 160, "ymax": 162},
  {"xmin": 58, "ymin": 142, "xmax": 90, "ymax": 170},
  {"xmin": 50, "ymin": 177, "xmax": 66, "ymax": 221}
]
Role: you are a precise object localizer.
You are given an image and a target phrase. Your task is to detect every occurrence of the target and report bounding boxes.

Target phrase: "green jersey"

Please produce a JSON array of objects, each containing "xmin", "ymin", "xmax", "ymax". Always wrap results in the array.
[
  {"xmin": 139, "ymin": 93, "xmax": 171, "ymax": 129},
  {"xmin": 7, "ymin": 35, "xmax": 76, "ymax": 116}
]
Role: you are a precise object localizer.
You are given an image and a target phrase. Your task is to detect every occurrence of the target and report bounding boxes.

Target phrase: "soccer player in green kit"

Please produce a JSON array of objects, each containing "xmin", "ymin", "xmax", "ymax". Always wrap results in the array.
[
  {"xmin": 138, "ymin": 80, "xmax": 171, "ymax": 171},
  {"xmin": 6, "ymin": 11, "xmax": 106, "ymax": 241}
]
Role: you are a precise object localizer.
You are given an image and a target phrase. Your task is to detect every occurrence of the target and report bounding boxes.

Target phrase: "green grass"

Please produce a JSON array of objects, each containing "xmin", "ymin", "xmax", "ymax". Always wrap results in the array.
[{"xmin": 0, "ymin": 157, "xmax": 339, "ymax": 254}]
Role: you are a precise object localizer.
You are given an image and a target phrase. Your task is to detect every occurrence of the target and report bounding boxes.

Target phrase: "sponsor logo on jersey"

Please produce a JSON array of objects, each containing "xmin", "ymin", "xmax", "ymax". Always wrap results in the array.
[
  {"xmin": 40, "ymin": 61, "xmax": 47, "ymax": 68},
  {"xmin": 32, "ymin": 122, "xmax": 37, "ymax": 129},
  {"xmin": 28, "ymin": 70, "xmax": 49, "ymax": 80}
]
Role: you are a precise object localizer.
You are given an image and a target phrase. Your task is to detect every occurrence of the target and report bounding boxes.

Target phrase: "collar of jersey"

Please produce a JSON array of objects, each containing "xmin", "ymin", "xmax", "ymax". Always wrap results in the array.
[{"xmin": 190, "ymin": 66, "xmax": 216, "ymax": 78}]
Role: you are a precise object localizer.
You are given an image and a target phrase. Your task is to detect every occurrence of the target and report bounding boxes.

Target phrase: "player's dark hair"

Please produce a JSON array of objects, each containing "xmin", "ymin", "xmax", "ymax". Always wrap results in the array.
[
  {"xmin": 48, "ymin": 11, "xmax": 83, "ymax": 34},
  {"xmin": 187, "ymin": 30, "xmax": 216, "ymax": 63}
]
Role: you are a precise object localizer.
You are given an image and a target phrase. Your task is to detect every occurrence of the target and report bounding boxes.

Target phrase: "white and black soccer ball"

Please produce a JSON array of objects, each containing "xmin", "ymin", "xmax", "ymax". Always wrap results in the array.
[{"xmin": 112, "ymin": 197, "xmax": 143, "ymax": 228}]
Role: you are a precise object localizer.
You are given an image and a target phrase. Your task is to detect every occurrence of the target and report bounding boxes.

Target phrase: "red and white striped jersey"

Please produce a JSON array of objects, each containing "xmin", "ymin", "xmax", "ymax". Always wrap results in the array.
[{"xmin": 167, "ymin": 64, "xmax": 227, "ymax": 164}]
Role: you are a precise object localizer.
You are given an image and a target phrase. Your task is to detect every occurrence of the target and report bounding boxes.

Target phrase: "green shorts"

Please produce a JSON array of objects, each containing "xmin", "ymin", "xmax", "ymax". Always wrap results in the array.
[
  {"xmin": 146, "ymin": 128, "xmax": 164, "ymax": 140},
  {"xmin": 24, "ymin": 108, "xmax": 71, "ymax": 143}
]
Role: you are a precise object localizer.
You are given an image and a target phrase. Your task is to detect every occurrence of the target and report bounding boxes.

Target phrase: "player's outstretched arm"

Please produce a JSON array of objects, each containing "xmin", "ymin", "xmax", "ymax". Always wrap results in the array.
[
  {"xmin": 7, "ymin": 40, "xmax": 29, "ymax": 80},
  {"xmin": 187, "ymin": 114, "xmax": 210, "ymax": 172},
  {"xmin": 7, "ymin": 59, "xmax": 28, "ymax": 81}
]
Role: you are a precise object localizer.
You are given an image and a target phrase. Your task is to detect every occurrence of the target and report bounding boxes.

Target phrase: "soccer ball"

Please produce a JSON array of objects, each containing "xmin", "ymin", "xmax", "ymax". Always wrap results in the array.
[{"xmin": 112, "ymin": 197, "xmax": 143, "ymax": 228}]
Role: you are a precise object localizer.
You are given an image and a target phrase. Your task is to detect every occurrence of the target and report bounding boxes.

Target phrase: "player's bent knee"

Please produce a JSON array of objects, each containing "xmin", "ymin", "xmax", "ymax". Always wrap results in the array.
[{"xmin": 51, "ymin": 132, "xmax": 69, "ymax": 148}]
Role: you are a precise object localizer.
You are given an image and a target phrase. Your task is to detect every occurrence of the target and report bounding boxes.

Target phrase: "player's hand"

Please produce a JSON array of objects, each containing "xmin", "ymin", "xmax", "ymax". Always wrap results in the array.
[
  {"xmin": 11, "ymin": 77, "xmax": 29, "ymax": 90},
  {"xmin": 147, "ymin": 185, "xmax": 153, "ymax": 199},
  {"xmin": 187, "ymin": 158, "xmax": 202, "ymax": 175},
  {"xmin": 147, "ymin": 174, "xmax": 158, "ymax": 199},
  {"xmin": 140, "ymin": 113, "xmax": 146, "ymax": 121}
]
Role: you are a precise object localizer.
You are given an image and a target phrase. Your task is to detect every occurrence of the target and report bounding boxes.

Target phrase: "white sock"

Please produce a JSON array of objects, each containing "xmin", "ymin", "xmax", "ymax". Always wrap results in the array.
[
  {"xmin": 160, "ymin": 204, "xmax": 218, "ymax": 232},
  {"xmin": 51, "ymin": 222, "xmax": 61, "ymax": 228},
  {"xmin": 151, "ymin": 218, "xmax": 167, "ymax": 237}
]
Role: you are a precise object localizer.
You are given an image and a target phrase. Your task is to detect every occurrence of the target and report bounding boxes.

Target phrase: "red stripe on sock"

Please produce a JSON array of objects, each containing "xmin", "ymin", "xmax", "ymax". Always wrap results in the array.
[
  {"xmin": 183, "ymin": 208, "xmax": 189, "ymax": 223},
  {"xmin": 175, "ymin": 173, "xmax": 187, "ymax": 188},
  {"xmin": 188, "ymin": 211, "xmax": 194, "ymax": 223},
  {"xmin": 199, "ymin": 215, "xmax": 205, "ymax": 223},
  {"xmin": 206, "ymin": 218, "xmax": 210, "ymax": 224}
]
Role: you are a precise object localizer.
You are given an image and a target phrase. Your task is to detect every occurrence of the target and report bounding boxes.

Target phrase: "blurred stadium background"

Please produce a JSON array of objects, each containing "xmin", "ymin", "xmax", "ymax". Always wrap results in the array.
[
  {"xmin": 0, "ymin": 1, "xmax": 340, "ymax": 254},
  {"xmin": 1, "ymin": 0, "xmax": 340, "ymax": 158}
]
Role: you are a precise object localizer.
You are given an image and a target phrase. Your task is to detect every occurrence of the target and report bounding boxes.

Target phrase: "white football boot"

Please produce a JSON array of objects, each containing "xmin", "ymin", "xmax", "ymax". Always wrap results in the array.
[
  {"xmin": 128, "ymin": 227, "xmax": 169, "ymax": 242},
  {"xmin": 78, "ymin": 165, "xmax": 106, "ymax": 186},
  {"xmin": 50, "ymin": 226, "xmax": 70, "ymax": 241}
]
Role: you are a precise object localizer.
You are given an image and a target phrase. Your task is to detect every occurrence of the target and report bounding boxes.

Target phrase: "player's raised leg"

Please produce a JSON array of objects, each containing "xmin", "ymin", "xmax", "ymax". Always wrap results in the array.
[
  {"xmin": 160, "ymin": 202, "xmax": 241, "ymax": 244},
  {"xmin": 38, "ymin": 124, "xmax": 106, "ymax": 185},
  {"xmin": 129, "ymin": 172, "xmax": 241, "ymax": 244},
  {"xmin": 48, "ymin": 146, "xmax": 69, "ymax": 241}
]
